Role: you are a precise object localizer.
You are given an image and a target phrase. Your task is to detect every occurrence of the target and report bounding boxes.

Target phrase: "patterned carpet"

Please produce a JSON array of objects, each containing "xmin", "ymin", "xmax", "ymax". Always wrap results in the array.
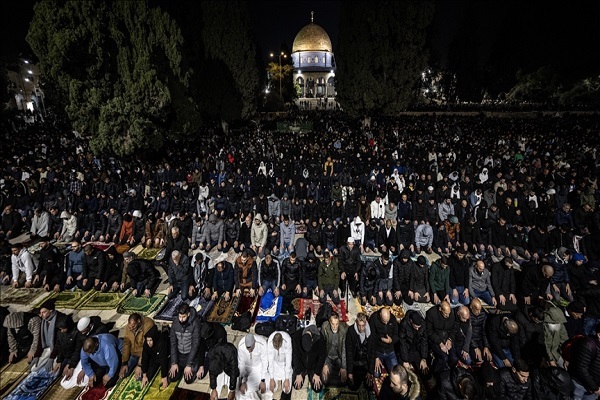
[
  {"xmin": 78, "ymin": 291, "xmax": 128, "ymax": 310},
  {"xmin": 0, "ymin": 359, "xmax": 31, "ymax": 396},
  {"xmin": 33, "ymin": 290, "xmax": 95, "ymax": 310},
  {"xmin": 205, "ymin": 295, "xmax": 240, "ymax": 324},
  {"xmin": 117, "ymin": 293, "xmax": 167, "ymax": 316},
  {"xmin": 1, "ymin": 287, "xmax": 46, "ymax": 306},
  {"xmin": 298, "ymin": 298, "xmax": 348, "ymax": 322},
  {"xmin": 307, "ymin": 386, "xmax": 375, "ymax": 400},
  {"xmin": 2, "ymin": 368, "xmax": 57, "ymax": 400}
]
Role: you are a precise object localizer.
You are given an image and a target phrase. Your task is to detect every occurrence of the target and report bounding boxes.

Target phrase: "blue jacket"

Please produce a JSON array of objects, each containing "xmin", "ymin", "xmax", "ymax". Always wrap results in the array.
[{"xmin": 80, "ymin": 334, "xmax": 123, "ymax": 379}]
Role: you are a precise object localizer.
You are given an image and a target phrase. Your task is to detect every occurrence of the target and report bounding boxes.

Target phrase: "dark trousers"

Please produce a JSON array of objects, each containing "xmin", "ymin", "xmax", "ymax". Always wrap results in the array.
[
  {"xmin": 169, "ymin": 351, "xmax": 198, "ymax": 384},
  {"xmin": 168, "ymin": 281, "xmax": 190, "ymax": 300},
  {"xmin": 89, "ymin": 359, "xmax": 120, "ymax": 388},
  {"xmin": 340, "ymin": 270, "xmax": 359, "ymax": 297}
]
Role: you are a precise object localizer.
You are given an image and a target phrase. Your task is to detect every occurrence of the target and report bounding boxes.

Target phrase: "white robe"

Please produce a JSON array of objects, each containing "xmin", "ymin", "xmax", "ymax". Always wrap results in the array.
[
  {"xmin": 267, "ymin": 331, "xmax": 293, "ymax": 384},
  {"xmin": 237, "ymin": 335, "xmax": 270, "ymax": 400}
]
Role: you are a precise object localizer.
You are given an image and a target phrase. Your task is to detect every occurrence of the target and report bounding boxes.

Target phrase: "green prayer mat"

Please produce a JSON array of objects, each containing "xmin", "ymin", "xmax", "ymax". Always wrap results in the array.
[
  {"xmin": 205, "ymin": 295, "xmax": 240, "ymax": 324},
  {"xmin": 38, "ymin": 382, "xmax": 82, "ymax": 400},
  {"xmin": 0, "ymin": 287, "xmax": 46, "ymax": 306},
  {"xmin": 0, "ymin": 358, "xmax": 30, "ymax": 397},
  {"xmin": 78, "ymin": 291, "xmax": 127, "ymax": 310},
  {"xmin": 117, "ymin": 293, "xmax": 166, "ymax": 315},
  {"xmin": 137, "ymin": 248, "xmax": 162, "ymax": 260},
  {"xmin": 132, "ymin": 375, "xmax": 178, "ymax": 400},
  {"xmin": 34, "ymin": 290, "xmax": 95, "ymax": 310},
  {"xmin": 307, "ymin": 386, "xmax": 375, "ymax": 400},
  {"xmin": 106, "ymin": 373, "xmax": 151, "ymax": 400}
]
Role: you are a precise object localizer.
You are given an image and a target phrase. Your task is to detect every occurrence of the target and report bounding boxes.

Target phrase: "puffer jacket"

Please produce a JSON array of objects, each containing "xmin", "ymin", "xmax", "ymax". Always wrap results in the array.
[
  {"xmin": 571, "ymin": 335, "xmax": 600, "ymax": 393},
  {"xmin": 498, "ymin": 368, "xmax": 532, "ymax": 400},
  {"xmin": 201, "ymin": 214, "xmax": 224, "ymax": 245},
  {"xmin": 250, "ymin": 214, "xmax": 268, "ymax": 247},
  {"xmin": 170, "ymin": 307, "xmax": 201, "ymax": 367},
  {"xmin": 532, "ymin": 367, "xmax": 573, "ymax": 400}
]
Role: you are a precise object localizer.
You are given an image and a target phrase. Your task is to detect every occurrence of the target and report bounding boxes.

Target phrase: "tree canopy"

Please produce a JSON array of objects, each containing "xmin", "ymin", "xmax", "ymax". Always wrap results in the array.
[
  {"xmin": 27, "ymin": 0, "xmax": 199, "ymax": 156},
  {"xmin": 336, "ymin": 0, "xmax": 434, "ymax": 117}
]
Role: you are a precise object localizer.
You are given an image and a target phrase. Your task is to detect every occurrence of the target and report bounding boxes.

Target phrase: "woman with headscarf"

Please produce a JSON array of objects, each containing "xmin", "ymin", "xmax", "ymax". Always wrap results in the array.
[{"xmin": 140, "ymin": 325, "xmax": 170, "ymax": 389}]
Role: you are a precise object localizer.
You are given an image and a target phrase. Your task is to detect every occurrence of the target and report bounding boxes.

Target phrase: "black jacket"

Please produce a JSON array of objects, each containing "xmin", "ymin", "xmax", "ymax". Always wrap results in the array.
[
  {"xmin": 531, "ymin": 367, "xmax": 573, "ymax": 400},
  {"xmin": 485, "ymin": 315, "xmax": 521, "ymax": 362},
  {"xmin": 498, "ymin": 367, "xmax": 532, "ymax": 400},
  {"xmin": 168, "ymin": 254, "xmax": 192, "ymax": 286},
  {"xmin": 397, "ymin": 310, "xmax": 428, "ymax": 362},
  {"xmin": 71, "ymin": 316, "xmax": 107, "ymax": 367},
  {"xmin": 82, "ymin": 248, "xmax": 106, "ymax": 280},
  {"xmin": 141, "ymin": 325, "xmax": 170, "ymax": 378},
  {"xmin": 127, "ymin": 259, "xmax": 160, "ymax": 291},
  {"xmin": 338, "ymin": 244, "xmax": 361, "ymax": 273},
  {"xmin": 369, "ymin": 309, "xmax": 398, "ymax": 354},
  {"xmin": 208, "ymin": 342, "xmax": 239, "ymax": 390},
  {"xmin": 571, "ymin": 336, "xmax": 600, "ymax": 393},
  {"xmin": 345, "ymin": 322, "xmax": 372, "ymax": 374},
  {"xmin": 437, "ymin": 367, "xmax": 481, "ymax": 400},
  {"xmin": 425, "ymin": 306, "xmax": 455, "ymax": 347},
  {"xmin": 292, "ymin": 327, "xmax": 327, "ymax": 378}
]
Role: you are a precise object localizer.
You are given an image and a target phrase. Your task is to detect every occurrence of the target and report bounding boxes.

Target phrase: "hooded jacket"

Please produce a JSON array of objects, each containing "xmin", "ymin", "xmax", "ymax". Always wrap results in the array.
[
  {"xmin": 291, "ymin": 325, "xmax": 327, "ymax": 378},
  {"xmin": 250, "ymin": 214, "xmax": 268, "ymax": 247},
  {"xmin": 141, "ymin": 325, "xmax": 170, "ymax": 378}
]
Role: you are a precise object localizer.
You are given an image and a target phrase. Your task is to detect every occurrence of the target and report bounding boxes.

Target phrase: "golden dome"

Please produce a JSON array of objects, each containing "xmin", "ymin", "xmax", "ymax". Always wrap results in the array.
[{"xmin": 292, "ymin": 22, "xmax": 333, "ymax": 53}]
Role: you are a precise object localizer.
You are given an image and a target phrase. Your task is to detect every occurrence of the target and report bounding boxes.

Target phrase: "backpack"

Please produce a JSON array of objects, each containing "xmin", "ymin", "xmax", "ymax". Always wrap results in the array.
[
  {"xmin": 562, "ymin": 334, "xmax": 597, "ymax": 363},
  {"xmin": 315, "ymin": 302, "xmax": 333, "ymax": 328},
  {"xmin": 231, "ymin": 311, "xmax": 252, "ymax": 332},
  {"xmin": 275, "ymin": 314, "xmax": 298, "ymax": 336},
  {"xmin": 255, "ymin": 321, "xmax": 276, "ymax": 337}
]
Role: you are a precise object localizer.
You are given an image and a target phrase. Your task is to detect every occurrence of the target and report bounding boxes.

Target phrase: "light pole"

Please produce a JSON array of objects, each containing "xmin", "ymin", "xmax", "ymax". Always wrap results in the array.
[{"xmin": 270, "ymin": 52, "xmax": 287, "ymax": 98}]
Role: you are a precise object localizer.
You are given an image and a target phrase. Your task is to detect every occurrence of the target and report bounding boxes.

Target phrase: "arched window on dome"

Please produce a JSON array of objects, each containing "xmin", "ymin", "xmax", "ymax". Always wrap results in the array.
[
  {"xmin": 314, "ymin": 56, "xmax": 319, "ymax": 63},
  {"xmin": 327, "ymin": 77, "xmax": 335, "ymax": 86}
]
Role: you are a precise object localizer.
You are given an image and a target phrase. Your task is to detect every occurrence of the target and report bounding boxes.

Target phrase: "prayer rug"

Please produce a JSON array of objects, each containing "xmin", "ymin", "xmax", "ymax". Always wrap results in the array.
[
  {"xmin": 357, "ymin": 299, "xmax": 404, "ymax": 320},
  {"xmin": 105, "ymin": 373, "xmax": 151, "ymax": 400},
  {"xmin": 169, "ymin": 388, "xmax": 210, "ymax": 400},
  {"xmin": 307, "ymin": 386, "xmax": 375, "ymax": 400},
  {"xmin": 0, "ymin": 359, "xmax": 30, "ymax": 397},
  {"xmin": 0, "ymin": 287, "xmax": 46, "ymax": 306},
  {"xmin": 117, "ymin": 293, "xmax": 166, "ymax": 316},
  {"xmin": 136, "ymin": 248, "xmax": 162, "ymax": 261},
  {"xmin": 298, "ymin": 298, "xmax": 348, "ymax": 322},
  {"xmin": 129, "ymin": 244, "xmax": 144, "ymax": 255},
  {"xmin": 3, "ymin": 368, "xmax": 57, "ymax": 400},
  {"xmin": 38, "ymin": 383, "xmax": 82, "ymax": 400},
  {"xmin": 142, "ymin": 376, "xmax": 179, "ymax": 400},
  {"xmin": 255, "ymin": 291, "xmax": 283, "ymax": 323},
  {"xmin": 8, "ymin": 233, "xmax": 32, "ymax": 246},
  {"xmin": 188, "ymin": 296, "xmax": 214, "ymax": 320},
  {"xmin": 74, "ymin": 385, "xmax": 111, "ymax": 400},
  {"xmin": 236, "ymin": 294, "xmax": 260, "ymax": 324},
  {"xmin": 86, "ymin": 242, "xmax": 114, "ymax": 252},
  {"xmin": 154, "ymin": 296, "xmax": 185, "ymax": 323},
  {"xmin": 33, "ymin": 290, "xmax": 94, "ymax": 310},
  {"xmin": 206, "ymin": 295, "xmax": 240, "ymax": 324},
  {"xmin": 78, "ymin": 291, "xmax": 127, "ymax": 310}
]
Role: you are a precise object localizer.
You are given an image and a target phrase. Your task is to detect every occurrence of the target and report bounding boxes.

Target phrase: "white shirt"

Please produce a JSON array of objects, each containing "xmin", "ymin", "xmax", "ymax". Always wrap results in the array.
[
  {"xmin": 267, "ymin": 331, "xmax": 292, "ymax": 382},
  {"xmin": 12, "ymin": 248, "xmax": 35, "ymax": 283}
]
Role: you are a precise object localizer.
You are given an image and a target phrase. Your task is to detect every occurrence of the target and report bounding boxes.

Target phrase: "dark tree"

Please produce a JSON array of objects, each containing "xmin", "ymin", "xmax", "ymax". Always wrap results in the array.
[
  {"xmin": 336, "ymin": 0, "xmax": 434, "ymax": 117},
  {"xmin": 27, "ymin": 0, "xmax": 199, "ymax": 156}
]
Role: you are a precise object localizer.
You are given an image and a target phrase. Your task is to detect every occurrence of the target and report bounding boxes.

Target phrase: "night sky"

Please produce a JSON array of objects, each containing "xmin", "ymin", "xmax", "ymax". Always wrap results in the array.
[{"xmin": 1, "ymin": 0, "xmax": 598, "ymax": 80}]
